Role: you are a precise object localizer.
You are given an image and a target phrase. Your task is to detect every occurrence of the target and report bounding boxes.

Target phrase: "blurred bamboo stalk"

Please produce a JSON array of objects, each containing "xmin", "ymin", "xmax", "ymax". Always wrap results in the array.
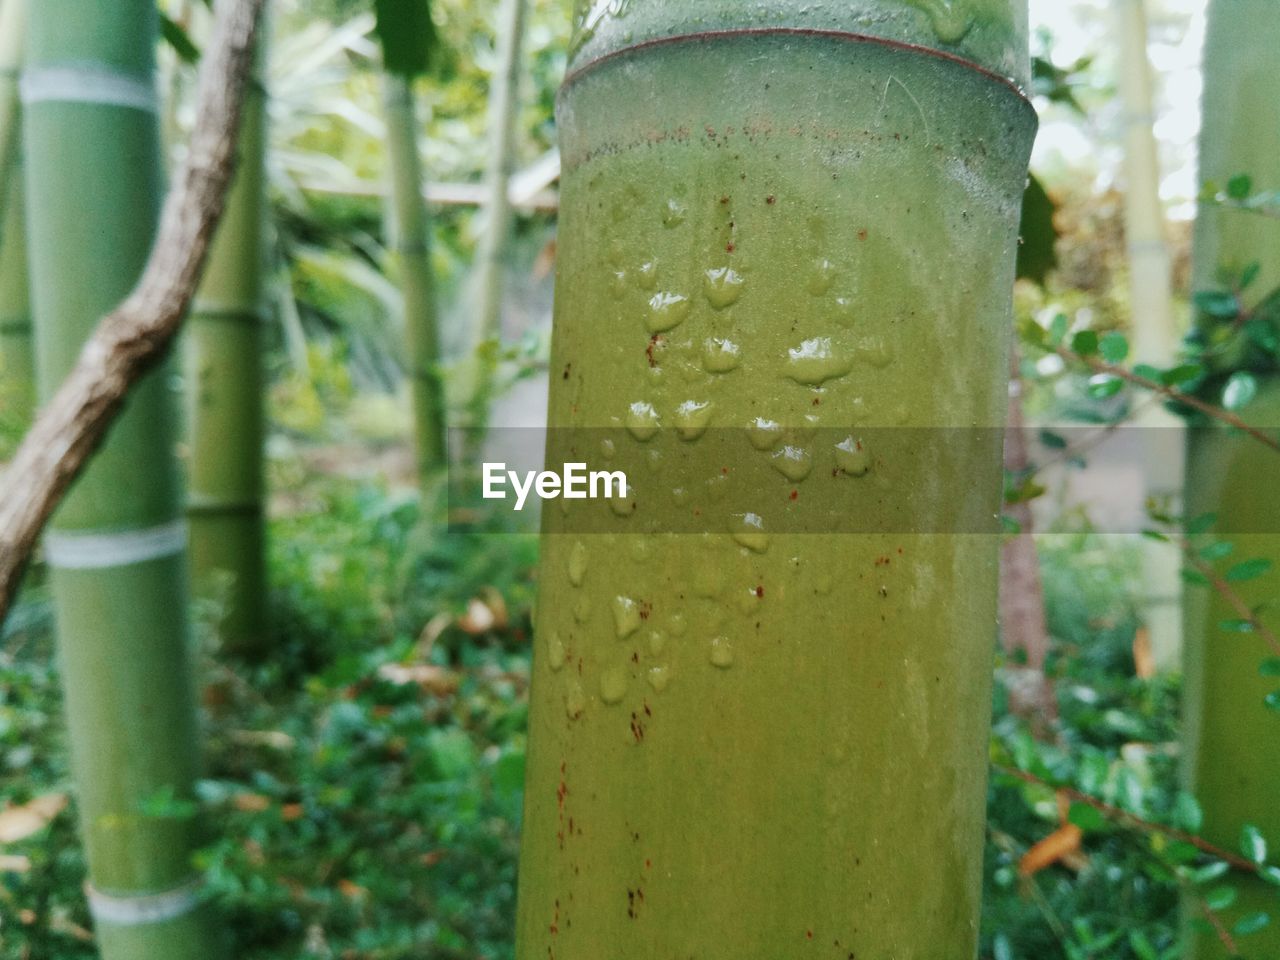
[{"xmin": 186, "ymin": 30, "xmax": 269, "ymax": 656}]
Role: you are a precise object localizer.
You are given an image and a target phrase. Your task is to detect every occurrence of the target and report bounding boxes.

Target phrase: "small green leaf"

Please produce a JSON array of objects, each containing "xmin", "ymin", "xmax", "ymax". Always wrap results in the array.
[
  {"xmin": 1259, "ymin": 658, "xmax": 1280, "ymax": 677},
  {"xmin": 1172, "ymin": 792, "xmax": 1204, "ymax": 832},
  {"xmin": 1087, "ymin": 373, "xmax": 1124, "ymax": 399},
  {"xmin": 1223, "ymin": 371, "xmax": 1259, "ymax": 411},
  {"xmin": 1265, "ymin": 690, "xmax": 1280, "ymax": 712},
  {"xmin": 1048, "ymin": 313, "xmax": 1070, "ymax": 347},
  {"xmin": 1186, "ymin": 512, "xmax": 1219, "ymax": 535},
  {"xmin": 1039, "ymin": 429, "xmax": 1068, "ymax": 450},
  {"xmin": 1226, "ymin": 558, "xmax": 1273, "ymax": 583},
  {"xmin": 1241, "ymin": 261, "xmax": 1262, "ymax": 290},
  {"xmin": 1242, "ymin": 824, "xmax": 1268, "ymax": 864},
  {"xmin": 1219, "ymin": 618, "xmax": 1256, "ymax": 633},
  {"xmin": 1198, "ymin": 540, "xmax": 1234, "ymax": 561},
  {"xmin": 1233, "ymin": 911, "xmax": 1271, "ymax": 937},
  {"xmin": 1142, "ymin": 529, "xmax": 1170, "ymax": 543},
  {"xmin": 1071, "ymin": 330, "xmax": 1099, "ymax": 356},
  {"xmin": 1205, "ymin": 884, "xmax": 1238, "ymax": 911},
  {"xmin": 1181, "ymin": 567, "xmax": 1210, "ymax": 586},
  {"xmin": 1192, "ymin": 860, "xmax": 1231, "ymax": 884},
  {"xmin": 1068, "ymin": 801, "xmax": 1106, "ymax": 832},
  {"xmin": 1162, "ymin": 363, "xmax": 1206, "ymax": 388},
  {"xmin": 1193, "ymin": 290, "xmax": 1240, "ymax": 319},
  {"xmin": 1227, "ymin": 173, "xmax": 1255, "ymax": 200},
  {"xmin": 1099, "ymin": 331, "xmax": 1129, "ymax": 363}
]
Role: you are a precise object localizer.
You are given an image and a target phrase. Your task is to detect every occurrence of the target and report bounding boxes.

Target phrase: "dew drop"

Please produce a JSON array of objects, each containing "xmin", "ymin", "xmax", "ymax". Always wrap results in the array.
[
  {"xmin": 546, "ymin": 631, "xmax": 567, "ymax": 671},
  {"xmin": 835, "ymin": 436, "xmax": 871, "ymax": 477},
  {"xmin": 703, "ymin": 267, "xmax": 744, "ymax": 309},
  {"xmin": 770, "ymin": 444, "xmax": 813, "ymax": 482},
  {"xmin": 600, "ymin": 437, "xmax": 616, "ymax": 460},
  {"xmin": 610, "ymin": 270, "xmax": 628, "ymax": 298},
  {"xmin": 857, "ymin": 334, "xmax": 895, "ymax": 369},
  {"xmin": 600, "ymin": 667, "xmax": 629, "ymax": 704},
  {"xmin": 807, "ymin": 258, "xmax": 836, "ymax": 296},
  {"xmin": 662, "ymin": 198, "xmax": 687, "ymax": 227},
  {"xmin": 709, "ymin": 637, "xmax": 734, "ymax": 668},
  {"xmin": 613, "ymin": 596, "xmax": 642, "ymax": 639},
  {"xmin": 732, "ymin": 512, "xmax": 770, "ymax": 553},
  {"xmin": 736, "ymin": 587, "xmax": 762, "ymax": 615},
  {"xmin": 647, "ymin": 292, "xmax": 692, "ymax": 332},
  {"xmin": 668, "ymin": 612, "xmax": 688, "ymax": 637},
  {"xmin": 705, "ymin": 472, "xmax": 729, "ymax": 502},
  {"xmin": 648, "ymin": 630, "xmax": 667, "ymax": 656},
  {"xmin": 647, "ymin": 664, "xmax": 671, "ymax": 692},
  {"xmin": 629, "ymin": 537, "xmax": 652, "ymax": 563},
  {"xmin": 785, "ymin": 337, "xmax": 852, "ymax": 385},
  {"xmin": 702, "ymin": 337, "xmax": 742, "ymax": 373},
  {"xmin": 694, "ymin": 563, "xmax": 725, "ymax": 598},
  {"xmin": 747, "ymin": 417, "xmax": 783, "ymax": 451},
  {"xmin": 568, "ymin": 541, "xmax": 588, "ymax": 586},
  {"xmin": 626, "ymin": 401, "xmax": 661, "ymax": 441},
  {"xmin": 674, "ymin": 399, "xmax": 714, "ymax": 440},
  {"xmin": 574, "ymin": 595, "xmax": 592, "ymax": 623},
  {"xmin": 634, "ymin": 260, "xmax": 658, "ymax": 290}
]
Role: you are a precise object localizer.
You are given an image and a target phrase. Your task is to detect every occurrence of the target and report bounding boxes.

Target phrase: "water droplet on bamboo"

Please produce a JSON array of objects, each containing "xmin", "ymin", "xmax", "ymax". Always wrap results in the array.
[
  {"xmin": 674, "ymin": 399, "xmax": 714, "ymax": 440},
  {"xmin": 647, "ymin": 292, "xmax": 691, "ymax": 333},
  {"xmin": 785, "ymin": 337, "xmax": 852, "ymax": 385},
  {"xmin": 647, "ymin": 664, "xmax": 671, "ymax": 692},
  {"xmin": 771, "ymin": 445, "xmax": 813, "ymax": 482},
  {"xmin": 663, "ymin": 199, "xmax": 686, "ymax": 227},
  {"xmin": 747, "ymin": 417, "xmax": 783, "ymax": 451},
  {"xmin": 546, "ymin": 631, "xmax": 567, "ymax": 671},
  {"xmin": 648, "ymin": 630, "xmax": 667, "ymax": 656},
  {"xmin": 569, "ymin": 541, "xmax": 588, "ymax": 586},
  {"xmin": 703, "ymin": 267, "xmax": 744, "ymax": 309},
  {"xmin": 565, "ymin": 679, "xmax": 586, "ymax": 719},
  {"xmin": 574, "ymin": 595, "xmax": 592, "ymax": 623},
  {"xmin": 732, "ymin": 512, "xmax": 770, "ymax": 553},
  {"xmin": 702, "ymin": 337, "xmax": 741, "ymax": 373},
  {"xmin": 626, "ymin": 401, "xmax": 660, "ymax": 441},
  {"xmin": 613, "ymin": 596, "xmax": 642, "ymax": 639},
  {"xmin": 634, "ymin": 260, "xmax": 658, "ymax": 290},
  {"xmin": 807, "ymin": 258, "xmax": 836, "ymax": 296},
  {"xmin": 835, "ymin": 436, "xmax": 871, "ymax": 477},
  {"xmin": 709, "ymin": 637, "xmax": 734, "ymax": 668},
  {"xmin": 600, "ymin": 667, "xmax": 628, "ymax": 704}
]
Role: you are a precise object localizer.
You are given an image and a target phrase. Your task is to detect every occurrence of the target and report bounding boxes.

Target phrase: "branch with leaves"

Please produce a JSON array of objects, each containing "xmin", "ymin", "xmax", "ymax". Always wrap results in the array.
[{"xmin": 0, "ymin": 0, "xmax": 267, "ymax": 625}]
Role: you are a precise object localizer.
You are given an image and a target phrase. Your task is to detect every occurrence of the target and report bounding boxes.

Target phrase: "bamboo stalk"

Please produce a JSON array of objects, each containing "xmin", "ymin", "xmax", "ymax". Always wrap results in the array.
[
  {"xmin": 1182, "ymin": 2, "xmax": 1280, "ymax": 956},
  {"xmin": 0, "ymin": 0, "xmax": 25, "ymax": 227},
  {"xmin": 514, "ymin": 2, "xmax": 1036, "ymax": 954},
  {"xmin": 0, "ymin": 160, "xmax": 32, "ymax": 445},
  {"xmin": 382, "ymin": 72, "xmax": 447, "ymax": 480},
  {"xmin": 186, "ymin": 37, "xmax": 268, "ymax": 656}
]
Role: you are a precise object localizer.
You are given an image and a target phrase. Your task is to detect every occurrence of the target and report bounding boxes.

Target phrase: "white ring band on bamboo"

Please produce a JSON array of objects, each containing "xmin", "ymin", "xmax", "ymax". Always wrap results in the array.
[
  {"xmin": 44, "ymin": 521, "xmax": 188, "ymax": 570},
  {"xmin": 85, "ymin": 879, "xmax": 202, "ymax": 926},
  {"xmin": 20, "ymin": 64, "xmax": 158, "ymax": 114}
]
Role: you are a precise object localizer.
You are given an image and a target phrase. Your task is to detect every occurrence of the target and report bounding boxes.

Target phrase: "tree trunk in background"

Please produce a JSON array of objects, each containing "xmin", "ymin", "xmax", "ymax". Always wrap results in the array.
[
  {"xmin": 465, "ymin": 0, "xmax": 527, "ymax": 438},
  {"xmin": 1115, "ymin": 0, "xmax": 1184, "ymax": 674},
  {"xmin": 383, "ymin": 73, "xmax": 447, "ymax": 481},
  {"xmin": 186, "ymin": 36, "xmax": 268, "ymax": 656},
  {"xmin": 1183, "ymin": 2, "xmax": 1280, "ymax": 956},
  {"xmin": 1000, "ymin": 348, "xmax": 1056, "ymax": 729},
  {"xmin": 22, "ymin": 2, "xmax": 224, "ymax": 956},
  {"xmin": 514, "ymin": 2, "xmax": 1035, "ymax": 956}
]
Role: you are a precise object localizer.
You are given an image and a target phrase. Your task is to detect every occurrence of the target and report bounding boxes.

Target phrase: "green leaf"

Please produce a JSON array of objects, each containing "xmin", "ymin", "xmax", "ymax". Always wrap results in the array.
[
  {"xmin": 1181, "ymin": 567, "xmax": 1210, "ymax": 586},
  {"xmin": 1039, "ymin": 429, "xmax": 1068, "ymax": 450},
  {"xmin": 1142, "ymin": 529, "xmax": 1171, "ymax": 543},
  {"xmin": 159, "ymin": 14, "xmax": 201, "ymax": 64},
  {"xmin": 1242, "ymin": 824, "xmax": 1268, "ymax": 864},
  {"xmin": 1259, "ymin": 658, "xmax": 1280, "ymax": 677},
  {"xmin": 1186, "ymin": 512, "xmax": 1219, "ymax": 535},
  {"xmin": 1205, "ymin": 884, "xmax": 1238, "ymax": 911},
  {"xmin": 1193, "ymin": 290, "xmax": 1240, "ymax": 319},
  {"xmin": 1162, "ymin": 363, "xmax": 1206, "ymax": 388},
  {"xmin": 1241, "ymin": 261, "xmax": 1262, "ymax": 290},
  {"xmin": 373, "ymin": 0, "xmax": 439, "ymax": 77},
  {"xmin": 1226, "ymin": 558, "xmax": 1273, "ymax": 583},
  {"xmin": 1087, "ymin": 373, "xmax": 1124, "ymax": 399},
  {"xmin": 1223, "ymin": 371, "xmax": 1259, "ymax": 411},
  {"xmin": 1233, "ymin": 911, "xmax": 1271, "ymax": 937},
  {"xmin": 1265, "ymin": 690, "xmax": 1280, "ymax": 713},
  {"xmin": 1227, "ymin": 173, "xmax": 1254, "ymax": 200},
  {"xmin": 1219, "ymin": 618, "xmax": 1256, "ymax": 633},
  {"xmin": 1048, "ymin": 313, "xmax": 1070, "ymax": 347},
  {"xmin": 1199, "ymin": 541, "xmax": 1234, "ymax": 561},
  {"xmin": 1067, "ymin": 801, "xmax": 1106, "ymax": 832},
  {"xmin": 1172, "ymin": 792, "xmax": 1204, "ymax": 832},
  {"xmin": 1071, "ymin": 330, "xmax": 1099, "ymax": 356},
  {"xmin": 1192, "ymin": 860, "xmax": 1231, "ymax": 884},
  {"xmin": 1016, "ymin": 174, "xmax": 1058, "ymax": 286},
  {"xmin": 1099, "ymin": 331, "xmax": 1129, "ymax": 363}
]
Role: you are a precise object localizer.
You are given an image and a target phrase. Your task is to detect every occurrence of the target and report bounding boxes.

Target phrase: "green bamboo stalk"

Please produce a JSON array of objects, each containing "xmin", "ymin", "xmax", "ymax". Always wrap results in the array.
[
  {"xmin": 0, "ymin": 160, "xmax": 32, "ymax": 447},
  {"xmin": 22, "ymin": 2, "xmax": 224, "ymax": 956},
  {"xmin": 1182, "ymin": 2, "xmax": 1280, "ymax": 955},
  {"xmin": 383, "ymin": 72, "xmax": 447, "ymax": 480},
  {"xmin": 1115, "ymin": 0, "xmax": 1183, "ymax": 674},
  {"xmin": 514, "ymin": 3, "xmax": 1035, "ymax": 956},
  {"xmin": 465, "ymin": 0, "xmax": 527, "ymax": 441},
  {"xmin": 0, "ymin": 0, "xmax": 25, "ymax": 225},
  {"xmin": 186, "ymin": 43, "xmax": 268, "ymax": 656}
]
